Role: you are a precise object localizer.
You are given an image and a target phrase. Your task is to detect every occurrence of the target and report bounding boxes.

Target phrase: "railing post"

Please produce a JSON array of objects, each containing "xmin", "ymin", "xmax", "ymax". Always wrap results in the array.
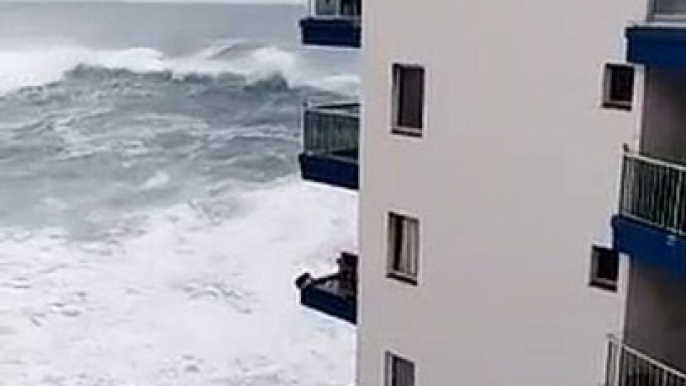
[
  {"xmin": 675, "ymin": 170, "xmax": 684, "ymax": 235},
  {"xmin": 619, "ymin": 153, "xmax": 629, "ymax": 216},
  {"xmin": 308, "ymin": 0, "xmax": 315, "ymax": 17},
  {"xmin": 303, "ymin": 102, "xmax": 309, "ymax": 153},
  {"xmin": 606, "ymin": 336, "xmax": 623, "ymax": 386},
  {"xmin": 613, "ymin": 338, "xmax": 623, "ymax": 386},
  {"xmin": 334, "ymin": 0, "xmax": 342, "ymax": 17}
]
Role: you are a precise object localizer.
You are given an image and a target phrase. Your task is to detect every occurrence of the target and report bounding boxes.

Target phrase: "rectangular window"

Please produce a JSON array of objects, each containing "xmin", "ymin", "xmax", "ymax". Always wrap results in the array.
[
  {"xmin": 602, "ymin": 63, "xmax": 635, "ymax": 111},
  {"xmin": 387, "ymin": 212, "xmax": 420, "ymax": 284},
  {"xmin": 590, "ymin": 245, "xmax": 619, "ymax": 292},
  {"xmin": 385, "ymin": 352, "xmax": 415, "ymax": 386},
  {"xmin": 392, "ymin": 64, "xmax": 425, "ymax": 136}
]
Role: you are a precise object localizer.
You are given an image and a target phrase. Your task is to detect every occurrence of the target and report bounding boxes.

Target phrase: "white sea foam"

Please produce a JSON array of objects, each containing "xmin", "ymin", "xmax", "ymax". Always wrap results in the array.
[
  {"xmin": 0, "ymin": 180, "xmax": 357, "ymax": 386},
  {"xmin": 141, "ymin": 171, "xmax": 172, "ymax": 190},
  {"xmin": 0, "ymin": 42, "xmax": 360, "ymax": 96}
]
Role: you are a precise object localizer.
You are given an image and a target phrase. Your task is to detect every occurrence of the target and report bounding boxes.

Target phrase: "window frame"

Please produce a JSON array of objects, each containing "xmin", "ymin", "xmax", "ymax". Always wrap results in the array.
[
  {"xmin": 385, "ymin": 351, "xmax": 415, "ymax": 386},
  {"xmin": 602, "ymin": 63, "xmax": 635, "ymax": 111},
  {"xmin": 589, "ymin": 245, "xmax": 620, "ymax": 293},
  {"xmin": 386, "ymin": 212, "xmax": 420, "ymax": 285},
  {"xmin": 391, "ymin": 63, "xmax": 426, "ymax": 137}
]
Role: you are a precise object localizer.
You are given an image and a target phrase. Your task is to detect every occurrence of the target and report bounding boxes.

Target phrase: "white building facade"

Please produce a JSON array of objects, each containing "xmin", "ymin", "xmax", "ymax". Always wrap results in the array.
[{"xmin": 295, "ymin": 0, "xmax": 686, "ymax": 384}]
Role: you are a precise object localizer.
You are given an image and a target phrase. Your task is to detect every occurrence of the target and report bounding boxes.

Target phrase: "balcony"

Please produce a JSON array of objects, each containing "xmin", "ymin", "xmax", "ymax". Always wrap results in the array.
[
  {"xmin": 652, "ymin": 0, "xmax": 686, "ymax": 21},
  {"xmin": 295, "ymin": 252, "xmax": 358, "ymax": 324},
  {"xmin": 298, "ymin": 101, "xmax": 359, "ymax": 190},
  {"xmin": 605, "ymin": 335, "xmax": 686, "ymax": 386},
  {"xmin": 626, "ymin": 0, "xmax": 686, "ymax": 67},
  {"xmin": 612, "ymin": 152, "xmax": 686, "ymax": 276},
  {"xmin": 300, "ymin": 0, "xmax": 361, "ymax": 48}
]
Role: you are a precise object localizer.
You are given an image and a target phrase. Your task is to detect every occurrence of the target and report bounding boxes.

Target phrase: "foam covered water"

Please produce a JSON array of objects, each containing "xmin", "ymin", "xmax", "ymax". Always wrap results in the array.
[
  {"xmin": 0, "ymin": 3, "xmax": 358, "ymax": 385},
  {"xmin": 0, "ymin": 182, "xmax": 356, "ymax": 386}
]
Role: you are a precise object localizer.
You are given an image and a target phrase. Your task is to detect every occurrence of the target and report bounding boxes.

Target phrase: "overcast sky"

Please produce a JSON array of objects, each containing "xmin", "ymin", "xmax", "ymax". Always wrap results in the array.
[{"xmin": 1, "ymin": 0, "xmax": 304, "ymax": 3}]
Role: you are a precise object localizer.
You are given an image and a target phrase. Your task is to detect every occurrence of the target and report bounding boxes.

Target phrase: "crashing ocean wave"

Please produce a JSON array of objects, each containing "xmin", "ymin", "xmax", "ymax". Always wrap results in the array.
[
  {"xmin": 0, "ymin": 4, "xmax": 359, "ymax": 384},
  {"xmin": 0, "ymin": 40, "xmax": 360, "ymax": 96}
]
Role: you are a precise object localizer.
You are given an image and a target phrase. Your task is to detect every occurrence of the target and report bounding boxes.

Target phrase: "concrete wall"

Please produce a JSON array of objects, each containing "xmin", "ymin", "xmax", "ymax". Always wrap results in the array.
[
  {"xmin": 641, "ymin": 70, "xmax": 686, "ymax": 164},
  {"xmin": 625, "ymin": 262, "xmax": 686, "ymax": 371},
  {"xmin": 358, "ymin": 0, "xmax": 647, "ymax": 385}
]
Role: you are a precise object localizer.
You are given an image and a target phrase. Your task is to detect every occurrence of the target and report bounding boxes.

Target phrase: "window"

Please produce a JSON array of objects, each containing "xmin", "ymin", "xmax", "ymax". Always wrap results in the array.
[
  {"xmin": 385, "ymin": 352, "xmax": 415, "ymax": 386},
  {"xmin": 590, "ymin": 245, "xmax": 619, "ymax": 292},
  {"xmin": 392, "ymin": 64, "xmax": 425, "ymax": 136},
  {"xmin": 602, "ymin": 63, "xmax": 635, "ymax": 111},
  {"xmin": 387, "ymin": 212, "xmax": 420, "ymax": 284}
]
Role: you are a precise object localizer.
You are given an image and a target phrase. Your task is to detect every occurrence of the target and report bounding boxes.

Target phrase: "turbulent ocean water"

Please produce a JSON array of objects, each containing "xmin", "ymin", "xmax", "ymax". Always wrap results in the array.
[{"xmin": 0, "ymin": 3, "xmax": 358, "ymax": 385}]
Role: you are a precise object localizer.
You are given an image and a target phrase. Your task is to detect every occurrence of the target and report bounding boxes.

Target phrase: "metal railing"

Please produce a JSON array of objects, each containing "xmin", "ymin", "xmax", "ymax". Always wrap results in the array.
[
  {"xmin": 619, "ymin": 151, "xmax": 686, "ymax": 236},
  {"xmin": 306, "ymin": 0, "xmax": 361, "ymax": 19},
  {"xmin": 650, "ymin": 0, "xmax": 686, "ymax": 20},
  {"xmin": 302, "ymin": 101, "xmax": 359, "ymax": 162},
  {"xmin": 606, "ymin": 335, "xmax": 686, "ymax": 386}
]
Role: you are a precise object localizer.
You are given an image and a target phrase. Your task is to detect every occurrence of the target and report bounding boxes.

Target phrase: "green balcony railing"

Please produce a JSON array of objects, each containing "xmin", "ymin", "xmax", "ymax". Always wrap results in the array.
[{"xmin": 302, "ymin": 101, "xmax": 359, "ymax": 163}]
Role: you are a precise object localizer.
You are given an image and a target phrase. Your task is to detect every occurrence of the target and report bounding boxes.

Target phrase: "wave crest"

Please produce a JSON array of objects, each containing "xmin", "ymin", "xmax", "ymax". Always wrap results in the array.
[{"xmin": 0, "ymin": 41, "xmax": 359, "ymax": 96}]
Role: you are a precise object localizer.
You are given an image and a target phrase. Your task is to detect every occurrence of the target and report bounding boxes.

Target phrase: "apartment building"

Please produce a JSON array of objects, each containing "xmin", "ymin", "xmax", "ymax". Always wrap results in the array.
[{"xmin": 295, "ymin": 0, "xmax": 686, "ymax": 385}]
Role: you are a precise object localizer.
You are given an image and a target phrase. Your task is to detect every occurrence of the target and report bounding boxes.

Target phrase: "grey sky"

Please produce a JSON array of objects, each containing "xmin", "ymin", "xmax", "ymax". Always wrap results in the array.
[{"xmin": 1, "ymin": 0, "xmax": 303, "ymax": 3}]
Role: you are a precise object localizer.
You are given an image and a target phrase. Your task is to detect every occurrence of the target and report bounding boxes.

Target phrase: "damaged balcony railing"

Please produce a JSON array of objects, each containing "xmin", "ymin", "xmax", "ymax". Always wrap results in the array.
[
  {"xmin": 295, "ymin": 252, "xmax": 358, "ymax": 324},
  {"xmin": 619, "ymin": 151, "xmax": 686, "ymax": 236},
  {"xmin": 651, "ymin": 0, "xmax": 686, "ymax": 20},
  {"xmin": 302, "ymin": 101, "xmax": 360, "ymax": 162},
  {"xmin": 606, "ymin": 335, "xmax": 686, "ymax": 386}
]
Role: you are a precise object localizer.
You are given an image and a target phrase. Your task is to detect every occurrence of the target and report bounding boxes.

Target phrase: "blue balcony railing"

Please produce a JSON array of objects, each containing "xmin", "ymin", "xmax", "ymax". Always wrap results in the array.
[{"xmin": 298, "ymin": 101, "xmax": 359, "ymax": 190}]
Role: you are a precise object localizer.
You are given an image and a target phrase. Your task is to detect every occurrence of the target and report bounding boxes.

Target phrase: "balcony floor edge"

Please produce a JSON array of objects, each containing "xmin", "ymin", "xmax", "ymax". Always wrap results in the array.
[
  {"xmin": 627, "ymin": 25, "xmax": 686, "ymax": 67},
  {"xmin": 300, "ymin": 17, "xmax": 361, "ymax": 48},
  {"xmin": 298, "ymin": 153, "xmax": 359, "ymax": 190},
  {"xmin": 612, "ymin": 215, "xmax": 686, "ymax": 277}
]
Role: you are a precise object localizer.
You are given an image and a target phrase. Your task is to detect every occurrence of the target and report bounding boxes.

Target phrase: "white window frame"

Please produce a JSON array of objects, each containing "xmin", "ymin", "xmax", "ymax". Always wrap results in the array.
[
  {"xmin": 386, "ymin": 212, "xmax": 420, "ymax": 285},
  {"xmin": 590, "ymin": 245, "xmax": 619, "ymax": 292},
  {"xmin": 602, "ymin": 63, "xmax": 635, "ymax": 111}
]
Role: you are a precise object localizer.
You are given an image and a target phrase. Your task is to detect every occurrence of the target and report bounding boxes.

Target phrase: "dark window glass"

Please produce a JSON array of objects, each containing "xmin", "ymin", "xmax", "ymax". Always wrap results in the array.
[
  {"xmin": 393, "ymin": 64, "xmax": 425, "ymax": 134},
  {"xmin": 590, "ymin": 246, "xmax": 619, "ymax": 292},
  {"xmin": 386, "ymin": 353, "xmax": 415, "ymax": 386},
  {"xmin": 603, "ymin": 64, "xmax": 634, "ymax": 110}
]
